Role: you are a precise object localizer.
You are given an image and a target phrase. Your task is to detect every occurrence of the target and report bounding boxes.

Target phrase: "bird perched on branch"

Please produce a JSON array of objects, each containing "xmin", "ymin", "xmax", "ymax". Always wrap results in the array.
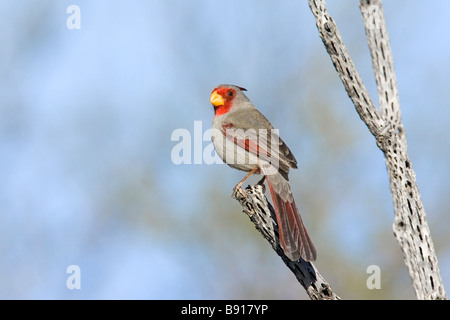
[{"xmin": 209, "ymin": 84, "xmax": 317, "ymax": 262}]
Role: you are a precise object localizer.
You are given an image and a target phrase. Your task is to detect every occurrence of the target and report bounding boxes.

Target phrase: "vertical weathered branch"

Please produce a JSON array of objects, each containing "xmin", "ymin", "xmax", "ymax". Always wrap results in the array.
[
  {"xmin": 360, "ymin": 0, "xmax": 402, "ymax": 133},
  {"xmin": 307, "ymin": 0, "xmax": 386, "ymax": 139},
  {"xmin": 359, "ymin": 0, "xmax": 446, "ymax": 300},
  {"xmin": 307, "ymin": 0, "xmax": 446, "ymax": 299}
]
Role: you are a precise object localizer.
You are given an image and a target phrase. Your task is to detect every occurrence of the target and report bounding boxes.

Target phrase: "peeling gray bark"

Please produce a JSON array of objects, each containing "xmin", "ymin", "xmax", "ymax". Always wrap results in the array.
[{"xmin": 306, "ymin": 0, "xmax": 446, "ymax": 299}]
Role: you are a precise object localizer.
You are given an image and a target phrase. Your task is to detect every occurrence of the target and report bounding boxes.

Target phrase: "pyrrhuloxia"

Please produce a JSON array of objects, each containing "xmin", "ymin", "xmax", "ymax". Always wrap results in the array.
[{"xmin": 209, "ymin": 84, "xmax": 317, "ymax": 262}]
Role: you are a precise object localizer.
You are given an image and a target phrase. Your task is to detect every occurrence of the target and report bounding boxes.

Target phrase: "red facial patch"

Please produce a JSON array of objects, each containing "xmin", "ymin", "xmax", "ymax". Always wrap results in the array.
[{"xmin": 213, "ymin": 87, "xmax": 236, "ymax": 117}]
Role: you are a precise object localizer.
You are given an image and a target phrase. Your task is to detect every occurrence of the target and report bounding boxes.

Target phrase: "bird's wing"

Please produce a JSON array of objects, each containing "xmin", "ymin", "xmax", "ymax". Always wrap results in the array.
[{"xmin": 219, "ymin": 108, "xmax": 297, "ymax": 174}]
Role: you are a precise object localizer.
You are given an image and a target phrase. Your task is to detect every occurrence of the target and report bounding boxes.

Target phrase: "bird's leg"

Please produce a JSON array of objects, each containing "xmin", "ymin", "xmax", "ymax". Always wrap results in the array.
[{"xmin": 232, "ymin": 167, "xmax": 259, "ymax": 199}]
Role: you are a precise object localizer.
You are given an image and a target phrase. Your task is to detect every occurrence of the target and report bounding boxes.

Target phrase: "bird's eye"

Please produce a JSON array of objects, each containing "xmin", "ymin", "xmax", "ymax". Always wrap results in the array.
[{"xmin": 228, "ymin": 90, "xmax": 234, "ymax": 97}]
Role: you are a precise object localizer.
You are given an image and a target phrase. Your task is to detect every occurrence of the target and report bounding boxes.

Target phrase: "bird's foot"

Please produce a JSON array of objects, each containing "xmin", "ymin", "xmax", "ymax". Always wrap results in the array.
[{"xmin": 232, "ymin": 185, "xmax": 247, "ymax": 200}]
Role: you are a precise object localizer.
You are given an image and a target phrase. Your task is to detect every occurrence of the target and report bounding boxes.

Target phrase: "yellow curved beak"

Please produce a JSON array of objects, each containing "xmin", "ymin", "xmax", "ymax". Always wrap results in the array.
[{"xmin": 210, "ymin": 91, "xmax": 225, "ymax": 107}]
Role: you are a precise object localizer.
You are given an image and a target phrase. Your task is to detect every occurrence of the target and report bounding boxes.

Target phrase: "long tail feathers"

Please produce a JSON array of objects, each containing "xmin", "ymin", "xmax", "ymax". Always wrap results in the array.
[{"xmin": 266, "ymin": 174, "xmax": 317, "ymax": 262}]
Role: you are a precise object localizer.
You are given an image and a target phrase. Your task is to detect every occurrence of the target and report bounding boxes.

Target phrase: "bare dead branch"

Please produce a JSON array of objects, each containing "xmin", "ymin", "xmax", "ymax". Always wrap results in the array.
[
  {"xmin": 360, "ymin": 0, "xmax": 402, "ymax": 132},
  {"xmin": 360, "ymin": 0, "xmax": 446, "ymax": 300},
  {"xmin": 307, "ymin": 0, "xmax": 386, "ymax": 140},
  {"xmin": 233, "ymin": 184, "xmax": 340, "ymax": 300},
  {"xmin": 307, "ymin": 0, "xmax": 446, "ymax": 299}
]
